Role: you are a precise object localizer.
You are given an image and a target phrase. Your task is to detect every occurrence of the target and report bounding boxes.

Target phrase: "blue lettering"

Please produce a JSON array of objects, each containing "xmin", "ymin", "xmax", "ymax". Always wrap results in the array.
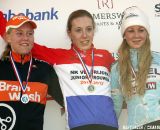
[
  {"xmin": 3, "ymin": 9, "xmax": 15, "ymax": 20},
  {"xmin": 26, "ymin": 9, "xmax": 34, "ymax": 19},
  {"xmin": 3, "ymin": 7, "xmax": 59, "ymax": 21},
  {"xmin": 42, "ymin": 11, "xmax": 50, "ymax": 20},
  {"xmin": 50, "ymin": 8, "xmax": 58, "ymax": 19},
  {"xmin": 34, "ymin": 12, "xmax": 41, "ymax": 20}
]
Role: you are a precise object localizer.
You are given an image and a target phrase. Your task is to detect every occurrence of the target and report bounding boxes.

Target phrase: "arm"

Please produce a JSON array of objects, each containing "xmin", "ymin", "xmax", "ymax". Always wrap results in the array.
[
  {"xmin": 0, "ymin": 11, "xmax": 6, "ymax": 37},
  {"xmin": 110, "ymin": 62, "xmax": 124, "ymax": 118},
  {"xmin": 0, "ymin": 11, "xmax": 7, "ymax": 58},
  {"xmin": 109, "ymin": 52, "xmax": 115, "ymax": 70},
  {"xmin": 104, "ymin": 50, "xmax": 115, "ymax": 71},
  {"xmin": 32, "ymin": 43, "xmax": 58, "ymax": 65},
  {"xmin": 47, "ymin": 64, "xmax": 64, "ymax": 107}
]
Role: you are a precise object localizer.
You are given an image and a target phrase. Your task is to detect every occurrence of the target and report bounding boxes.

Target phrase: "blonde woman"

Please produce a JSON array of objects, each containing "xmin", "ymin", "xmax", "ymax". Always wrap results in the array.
[
  {"xmin": 0, "ymin": 14, "xmax": 63, "ymax": 130},
  {"xmin": 111, "ymin": 6, "xmax": 160, "ymax": 130}
]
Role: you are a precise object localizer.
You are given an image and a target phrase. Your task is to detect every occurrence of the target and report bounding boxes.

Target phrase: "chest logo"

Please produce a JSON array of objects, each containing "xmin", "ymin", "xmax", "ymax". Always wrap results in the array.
[{"xmin": 0, "ymin": 103, "xmax": 16, "ymax": 130}]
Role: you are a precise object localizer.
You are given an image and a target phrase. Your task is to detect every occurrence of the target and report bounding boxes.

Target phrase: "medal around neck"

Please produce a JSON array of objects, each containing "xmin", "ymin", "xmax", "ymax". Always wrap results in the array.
[
  {"xmin": 21, "ymin": 94, "xmax": 29, "ymax": 104},
  {"xmin": 73, "ymin": 48, "xmax": 95, "ymax": 93},
  {"xmin": 88, "ymin": 85, "xmax": 95, "ymax": 92}
]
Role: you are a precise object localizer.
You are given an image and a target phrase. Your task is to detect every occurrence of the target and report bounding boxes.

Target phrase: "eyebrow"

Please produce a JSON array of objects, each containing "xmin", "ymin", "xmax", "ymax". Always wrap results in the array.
[{"xmin": 15, "ymin": 29, "xmax": 34, "ymax": 32}]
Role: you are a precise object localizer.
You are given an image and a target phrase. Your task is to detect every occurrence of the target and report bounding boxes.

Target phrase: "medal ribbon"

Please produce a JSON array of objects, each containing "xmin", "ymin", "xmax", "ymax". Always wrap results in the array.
[
  {"xmin": 130, "ymin": 65, "xmax": 137, "ymax": 78},
  {"xmin": 73, "ymin": 48, "xmax": 94, "ymax": 84},
  {"xmin": 10, "ymin": 51, "xmax": 33, "ymax": 92}
]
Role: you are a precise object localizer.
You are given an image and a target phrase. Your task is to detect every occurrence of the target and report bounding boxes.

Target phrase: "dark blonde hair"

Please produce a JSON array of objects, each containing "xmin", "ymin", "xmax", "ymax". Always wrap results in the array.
[
  {"xmin": 1, "ymin": 29, "xmax": 12, "ymax": 59},
  {"xmin": 118, "ymin": 35, "xmax": 152, "ymax": 98},
  {"xmin": 67, "ymin": 9, "xmax": 95, "ymax": 31}
]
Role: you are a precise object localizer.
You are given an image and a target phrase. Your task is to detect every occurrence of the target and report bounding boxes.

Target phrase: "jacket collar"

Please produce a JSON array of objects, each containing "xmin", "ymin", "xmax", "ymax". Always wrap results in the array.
[{"xmin": 11, "ymin": 51, "xmax": 32, "ymax": 64}]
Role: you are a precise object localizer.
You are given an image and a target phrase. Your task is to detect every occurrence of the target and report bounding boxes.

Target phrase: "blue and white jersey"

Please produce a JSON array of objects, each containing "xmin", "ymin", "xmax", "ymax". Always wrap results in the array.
[{"xmin": 33, "ymin": 43, "xmax": 118, "ymax": 129}]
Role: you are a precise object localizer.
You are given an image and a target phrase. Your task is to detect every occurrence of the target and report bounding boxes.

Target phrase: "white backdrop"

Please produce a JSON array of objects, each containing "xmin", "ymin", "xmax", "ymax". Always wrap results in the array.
[{"xmin": 1, "ymin": 0, "xmax": 160, "ymax": 130}]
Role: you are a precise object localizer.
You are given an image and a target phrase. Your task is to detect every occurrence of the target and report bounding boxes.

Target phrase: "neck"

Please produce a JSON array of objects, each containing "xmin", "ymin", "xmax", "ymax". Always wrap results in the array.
[{"xmin": 11, "ymin": 51, "xmax": 31, "ymax": 64}]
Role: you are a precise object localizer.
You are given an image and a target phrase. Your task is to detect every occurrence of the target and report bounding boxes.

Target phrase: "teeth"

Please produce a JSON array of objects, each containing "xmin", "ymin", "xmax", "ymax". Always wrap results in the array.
[
  {"xmin": 21, "ymin": 43, "xmax": 29, "ymax": 46},
  {"xmin": 133, "ymin": 40, "xmax": 140, "ymax": 43},
  {"xmin": 81, "ymin": 40, "xmax": 89, "ymax": 44},
  {"xmin": 133, "ymin": 39, "xmax": 141, "ymax": 42}
]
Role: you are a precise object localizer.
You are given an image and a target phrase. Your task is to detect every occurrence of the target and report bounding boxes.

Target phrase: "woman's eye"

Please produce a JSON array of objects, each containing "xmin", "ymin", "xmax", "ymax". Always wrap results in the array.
[
  {"xmin": 87, "ymin": 27, "xmax": 93, "ymax": 32},
  {"xmin": 27, "ymin": 32, "xmax": 34, "ymax": 36},
  {"xmin": 75, "ymin": 28, "xmax": 81, "ymax": 33},
  {"xmin": 16, "ymin": 32, "xmax": 23, "ymax": 36},
  {"xmin": 127, "ymin": 30, "xmax": 134, "ymax": 33},
  {"xmin": 139, "ymin": 29, "xmax": 145, "ymax": 32}
]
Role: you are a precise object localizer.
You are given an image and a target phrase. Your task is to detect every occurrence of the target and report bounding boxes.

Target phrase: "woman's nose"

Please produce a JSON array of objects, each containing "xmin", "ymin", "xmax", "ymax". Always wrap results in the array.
[{"xmin": 82, "ymin": 31, "xmax": 87, "ymax": 38}]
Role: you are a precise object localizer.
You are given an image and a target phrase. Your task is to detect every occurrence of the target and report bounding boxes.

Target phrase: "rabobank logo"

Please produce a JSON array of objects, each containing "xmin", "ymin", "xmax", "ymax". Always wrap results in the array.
[{"xmin": 3, "ymin": 7, "xmax": 59, "ymax": 21}]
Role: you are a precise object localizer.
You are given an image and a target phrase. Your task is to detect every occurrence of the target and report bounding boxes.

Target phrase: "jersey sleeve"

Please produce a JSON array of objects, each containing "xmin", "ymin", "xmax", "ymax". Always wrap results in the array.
[
  {"xmin": 104, "ymin": 50, "xmax": 115, "ymax": 71},
  {"xmin": 32, "ymin": 43, "xmax": 58, "ymax": 65},
  {"xmin": 110, "ymin": 62, "xmax": 124, "ymax": 118},
  {"xmin": 0, "ymin": 11, "xmax": 6, "ymax": 37},
  {"xmin": 47, "ymin": 64, "xmax": 64, "ymax": 107},
  {"xmin": 0, "ymin": 11, "xmax": 7, "ymax": 58}
]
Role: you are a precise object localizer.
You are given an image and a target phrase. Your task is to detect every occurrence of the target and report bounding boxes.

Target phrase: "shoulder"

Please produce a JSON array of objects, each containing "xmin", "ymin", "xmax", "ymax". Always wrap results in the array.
[
  {"xmin": 0, "ymin": 57, "xmax": 12, "ymax": 74},
  {"xmin": 111, "ymin": 60, "xmax": 119, "ymax": 71},
  {"xmin": 95, "ymin": 48, "xmax": 111, "ymax": 55},
  {"xmin": 33, "ymin": 58, "xmax": 53, "ymax": 68},
  {"xmin": 32, "ymin": 58, "xmax": 57, "ymax": 76},
  {"xmin": 111, "ymin": 60, "xmax": 119, "ymax": 75},
  {"xmin": 152, "ymin": 51, "xmax": 160, "ymax": 57},
  {"xmin": 151, "ymin": 51, "xmax": 160, "ymax": 64},
  {"xmin": 0, "ymin": 56, "xmax": 10, "ymax": 63},
  {"xmin": 95, "ymin": 48, "xmax": 114, "ymax": 60},
  {"xmin": 110, "ymin": 61, "xmax": 120, "ymax": 84}
]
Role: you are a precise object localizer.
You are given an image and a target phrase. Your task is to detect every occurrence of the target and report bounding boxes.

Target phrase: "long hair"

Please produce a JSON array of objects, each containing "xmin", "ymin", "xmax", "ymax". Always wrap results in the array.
[
  {"xmin": 1, "ymin": 29, "xmax": 12, "ymax": 59},
  {"xmin": 1, "ymin": 45, "xmax": 11, "ymax": 59},
  {"xmin": 118, "ymin": 35, "xmax": 152, "ymax": 98}
]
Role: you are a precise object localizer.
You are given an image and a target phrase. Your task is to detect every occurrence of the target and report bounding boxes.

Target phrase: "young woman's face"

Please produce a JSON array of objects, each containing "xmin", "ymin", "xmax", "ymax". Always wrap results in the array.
[
  {"xmin": 68, "ymin": 16, "xmax": 94, "ymax": 51},
  {"xmin": 124, "ymin": 25, "xmax": 148, "ymax": 49},
  {"xmin": 6, "ymin": 23, "xmax": 34, "ymax": 55}
]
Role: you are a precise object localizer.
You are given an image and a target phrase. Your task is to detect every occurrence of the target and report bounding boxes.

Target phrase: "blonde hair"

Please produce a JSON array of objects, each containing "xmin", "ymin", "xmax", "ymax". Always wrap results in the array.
[
  {"xmin": 1, "ymin": 29, "xmax": 12, "ymax": 59},
  {"xmin": 118, "ymin": 35, "xmax": 152, "ymax": 98}
]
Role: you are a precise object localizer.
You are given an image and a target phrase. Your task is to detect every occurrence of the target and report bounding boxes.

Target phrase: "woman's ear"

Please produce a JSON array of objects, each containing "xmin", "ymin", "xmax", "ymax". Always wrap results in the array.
[
  {"xmin": 67, "ymin": 30, "xmax": 71, "ymax": 38},
  {"xmin": 67, "ymin": 30, "xmax": 73, "ymax": 42}
]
